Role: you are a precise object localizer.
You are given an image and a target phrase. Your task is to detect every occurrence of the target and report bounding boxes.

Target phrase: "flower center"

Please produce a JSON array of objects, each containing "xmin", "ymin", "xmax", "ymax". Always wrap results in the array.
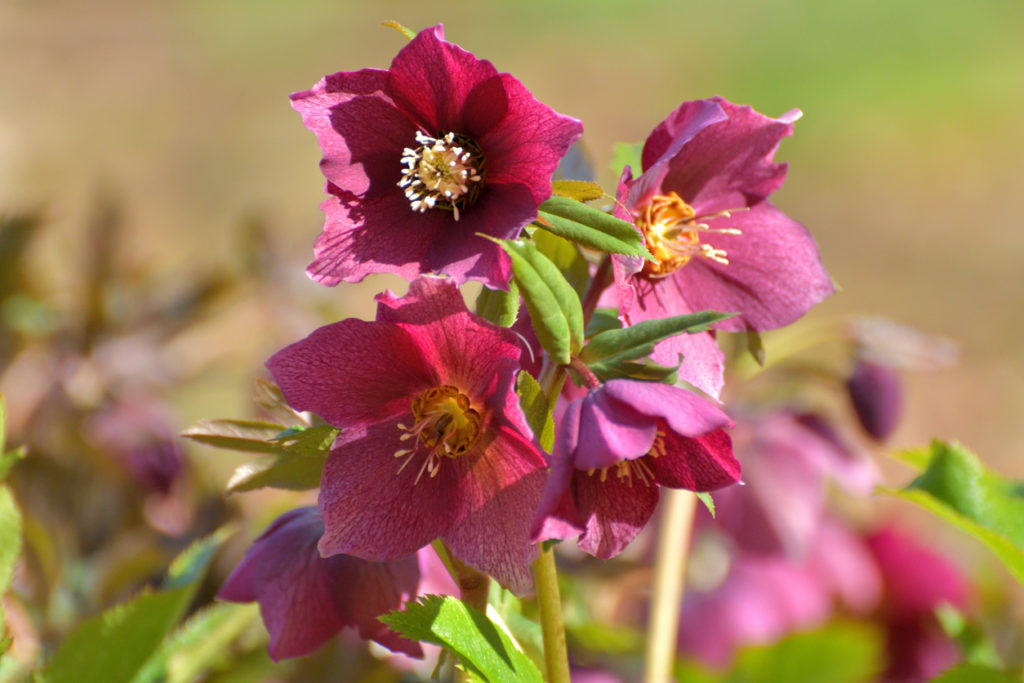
[
  {"xmin": 398, "ymin": 131, "xmax": 486, "ymax": 221},
  {"xmin": 635, "ymin": 192, "xmax": 742, "ymax": 277},
  {"xmin": 585, "ymin": 431, "xmax": 666, "ymax": 487},
  {"xmin": 394, "ymin": 385, "xmax": 482, "ymax": 482}
]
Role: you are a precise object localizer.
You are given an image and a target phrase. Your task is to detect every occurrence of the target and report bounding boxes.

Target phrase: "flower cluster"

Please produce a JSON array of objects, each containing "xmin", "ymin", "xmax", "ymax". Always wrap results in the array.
[{"xmin": 217, "ymin": 22, "xmax": 839, "ymax": 664}]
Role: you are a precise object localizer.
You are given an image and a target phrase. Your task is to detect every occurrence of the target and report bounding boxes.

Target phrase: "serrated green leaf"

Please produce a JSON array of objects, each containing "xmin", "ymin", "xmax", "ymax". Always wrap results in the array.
[
  {"xmin": 496, "ymin": 239, "xmax": 583, "ymax": 365},
  {"xmin": 536, "ymin": 196, "xmax": 651, "ymax": 259},
  {"xmin": 933, "ymin": 664, "xmax": 1020, "ymax": 683},
  {"xmin": 516, "ymin": 372, "xmax": 554, "ymax": 454},
  {"xmin": 226, "ymin": 449, "xmax": 327, "ymax": 493},
  {"xmin": 0, "ymin": 488, "xmax": 20, "ymax": 595},
  {"xmin": 269, "ymin": 424, "xmax": 338, "ymax": 457},
  {"xmin": 610, "ymin": 141, "xmax": 643, "ymax": 180},
  {"xmin": 580, "ymin": 311, "xmax": 734, "ymax": 365},
  {"xmin": 380, "ymin": 595, "xmax": 543, "ymax": 683},
  {"xmin": 585, "ymin": 308, "xmax": 621, "ymax": 338},
  {"xmin": 532, "ymin": 230, "xmax": 590, "ymax": 299},
  {"xmin": 888, "ymin": 440, "xmax": 1024, "ymax": 586},
  {"xmin": 181, "ymin": 419, "xmax": 288, "ymax": 454},
  {"xmin": 696, "ymin": 492, "xmax": 716, "ymax": 518},
  {"xmin": 551, "ymin": 180, "xmax": 604, "ymax": 202},
  {"xmin": 476, "ymin": 281, "xmax": 520, "ymax": 328},
  {"xmin": 132, "ymin": 603, "xmax": 259, "ymax": 683},
  {"xmin": 39, "ymin": 529, "xmax": 229, "ymax": 683}
]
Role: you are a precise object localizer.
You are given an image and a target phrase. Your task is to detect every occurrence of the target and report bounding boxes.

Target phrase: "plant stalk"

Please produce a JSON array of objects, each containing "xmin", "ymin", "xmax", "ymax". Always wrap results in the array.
[
  {"xmin": 533, "ymin": 543, "xmax": 571, "ymax": 683},
  {"xmin": 643, "ymin": 488, "xmax": 698, "ymax": 683}
]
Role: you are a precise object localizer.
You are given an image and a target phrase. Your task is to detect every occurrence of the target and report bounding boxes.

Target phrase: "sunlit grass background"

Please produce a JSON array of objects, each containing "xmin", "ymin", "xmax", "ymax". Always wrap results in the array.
[{"xmin": 2, "ymin": 0, "xmax": 1022, "ymax": 468}]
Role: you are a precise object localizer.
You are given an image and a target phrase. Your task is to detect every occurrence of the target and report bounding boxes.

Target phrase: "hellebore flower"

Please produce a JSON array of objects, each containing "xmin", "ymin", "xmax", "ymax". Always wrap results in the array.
[
  {"xmin": 866, "ymin": 527, "xmax": 968, "ymax": 681},
  {"xmin": 531, "ymin": 378, "xmax": 739, "ymax": 559},
  {"xmin": 847, "ymin": 359, "xmax": 903, "ymax": 441},
  {"xmin": 291, "ymin": 25, "xmax": 583, "ymax": 288},
  {"xmin": 268, "ymin": 278, "xmax": 547, "ymax": 593},
  {"xmin": 217, "ymin": 507, "xmax": 422, "ymax": 661},
  {"xmin": 611, "ymin": 97, "xmax": 834, "ymax": 397}
]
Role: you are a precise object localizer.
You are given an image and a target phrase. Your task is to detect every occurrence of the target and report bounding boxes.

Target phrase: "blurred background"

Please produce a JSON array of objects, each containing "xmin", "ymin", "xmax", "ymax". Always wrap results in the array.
[{"xmin": 1, "ymin": 0, "xmax": 1023, "ymax": 678}]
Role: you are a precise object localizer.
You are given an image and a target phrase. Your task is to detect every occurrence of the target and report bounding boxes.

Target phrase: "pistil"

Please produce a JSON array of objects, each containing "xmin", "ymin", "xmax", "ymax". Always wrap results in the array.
[
  {"xmin": 395, "ymin": 385, "xmax": 482, "ymax": 483},
  {"xmin": 635, "ymin": 192, "xmax": 743, "ymax": 277}
]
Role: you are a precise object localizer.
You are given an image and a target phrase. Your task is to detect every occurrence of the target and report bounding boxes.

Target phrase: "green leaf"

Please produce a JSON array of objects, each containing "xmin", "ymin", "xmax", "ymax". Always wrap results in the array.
[
  {"xmin": 0, "ymin": 488, "xmax": 20, "ymax": 596},
  {"xmin": 181, "ymin": 419, "xmax": 288, "ymax": 454},
  {"xmin": 0, "ymin": 396, "xmax": 25, "ymax": 482},
  {"xmin": 532, "ymin": 229, "xmax": 590, "ymax": 299},
  {"xmin": 585, "ymin": 308, "xmax": 621, "ymax": 338},
  {"xmin": 132, "ymin": 603, "xmax": 259, "ymax": 683},
  {"xmin": 586, "ymin": 358, "xmax": 679, "ymax": 384},
  {"xmin": 696, "ymin": 492, "xmax": 716, "ymax": 518},
  {"xmin": 39, "ymin": 529, "xmax": 228, "ymax": 683},
  {"xmin": 475, "ymin": 281, "xmax": 520, "ymax": 328},
  {"xmin": 380, "ymin": 595, "xmax": 543, "ymax": 683},
  {"xmin": 889, "ymin": 440, "xmax": 1024, "ymax": 586},
  {"xmin": 551, "ymin": 180, "xmax": 604, "ymax": 202},
  {"xmin": 580, "ymin": 311, "xmax": 734, "ymax": 365},
  {"xmin": 745, "ymin": 330, "xmax": 766, "ymax": 367},
  {"xmin": 536, "ymin": 196, "xmax": 651, "ymax": 259},
  {"xmin": 495, "ymin": 238, "xmax": 584, "ymax": 365},
  {"xmin": 936, "ymin": 604, "xmax": 1003, "ymax": 668},
  {"xmin": 225, "ymin": 449, "xmax": 328, "ymax": 493},
  {"xmin": 516, "ymin": 372, "xmax": 554, "ymax": 454},
  {"xmin": 933, "ymin": 664, "xmax": 1021, "ymax": 683},
  {"xmin": 610, "ymin": 141, "xmax": 643, "ymax": 180}
]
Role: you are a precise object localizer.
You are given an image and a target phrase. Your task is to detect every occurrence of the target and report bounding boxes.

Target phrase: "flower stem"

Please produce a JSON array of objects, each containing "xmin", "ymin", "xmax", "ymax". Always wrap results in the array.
[
  {"xmin": 433, "ymin": 539, "xmax": 491, "ymax": 613},
  {"xmin": 643, "ymin": 488, "xmax": 698, "ymax": 683},
  {"xmin": 532, "ymin": 543, "xmax": 571, "ymax": 683}
]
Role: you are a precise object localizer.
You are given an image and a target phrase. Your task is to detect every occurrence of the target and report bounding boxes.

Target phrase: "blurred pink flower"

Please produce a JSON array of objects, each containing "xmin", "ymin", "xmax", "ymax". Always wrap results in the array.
[
  {"xmin": 847, "ymin": 360, "xmax": 903, "ymax": 441},
  {"xmin": 611, "ymin": 98, "xmax": 833, "ymax": 397},
  {"xmin": 268, "ymin": 278, "xmax": 546, "ymax": 592},
  {"xmin": 217, "ymin": 507, "xmax": 421, "ymax": 661},
  {"xmin": 866, "ymin": 527, "xmax": 968, "ymax": 682},
  {"xmin": 532, "ymin": 379, "xmax": 738, "ymax": 558},
  {"xmin": 291, "ymin": 25, "xmax": 582, "ymax": 288}
]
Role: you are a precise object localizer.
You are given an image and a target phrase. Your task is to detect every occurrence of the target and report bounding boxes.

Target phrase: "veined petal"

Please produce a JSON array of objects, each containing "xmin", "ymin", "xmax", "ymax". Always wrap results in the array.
[
  {"xmin": 645, "ymin": 428, "xmax": 740, "ymax": 491},
  {"xmin": 603, "ymin": 379, "xmax": 732, "ymax": 437},
  {"xmin": 575, "ymin": 468, "xmax": 660, "ymax": 559},
  {"xmin": 640, "ymin": 98, "xmax": 728, "ymax": 174},
  {"xmin": 574, "ymin": 390, "xmax": 657, "ymax": 470}
]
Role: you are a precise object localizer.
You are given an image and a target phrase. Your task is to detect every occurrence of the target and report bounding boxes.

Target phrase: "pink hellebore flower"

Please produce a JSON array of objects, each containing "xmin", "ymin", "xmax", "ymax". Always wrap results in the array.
[
  {"xmin": 531, "ymin": 379, "xmax": 740, "ymax": 559},
  {"xmin": 612, "ymin": 97, "xmax": 834, "ymax": 397},
  {"xmin": 268, "ymin": 278, "xmax": 547, "ymax": 593},
  {"xmin": 217, "ymin": 507, "xmax": 422, "ymax": 661},
  {"xmin": 291, "ymin": 25, "xmax": 583, "ymax": 288}
]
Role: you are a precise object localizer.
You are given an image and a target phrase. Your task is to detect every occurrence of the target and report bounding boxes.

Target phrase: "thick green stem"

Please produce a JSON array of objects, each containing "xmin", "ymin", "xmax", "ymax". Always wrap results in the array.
[
  {"xmin": 532, "ymin": 543, "xmax": 571, "ymax": 683},
  {"xmin": 433, "ymin": 539, "xmax": 491, "ymax": 613},
  {"xmin": 643, "ymin": 489, "xmax": 698, "ymax": 683}
]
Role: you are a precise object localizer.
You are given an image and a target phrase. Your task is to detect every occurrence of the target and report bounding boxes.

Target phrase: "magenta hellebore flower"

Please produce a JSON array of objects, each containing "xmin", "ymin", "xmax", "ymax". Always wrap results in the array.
[
  {"xmin": 217, "ymin": 507, "xmax": 422, "ymax": 661},
  {"xmin": 267, "ymin": 278, "xmax": 547, "ymax": 592},
  {"xmin": 531, "ymin": 379, "xmax": 740, "ymax": 559},
  {"xmin": 611, "ymin": 97, "xmax": 833, "ymax": 397},
  {"xmin": 291, "ymin": 25, "xmax": 583, "ymax": 288}
]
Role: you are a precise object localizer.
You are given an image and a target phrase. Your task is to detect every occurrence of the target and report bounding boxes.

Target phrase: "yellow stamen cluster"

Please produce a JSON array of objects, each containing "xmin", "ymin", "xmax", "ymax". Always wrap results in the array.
[
  {"xmin": 398, "ymin": 131, "xmax": 484, "ymax": 221},
  {"xmin": 394, "ymin": 385, "xmax": 482, "ymax": 483},
  {"xmin": 635, "ymin": 192, "xmax": 742, "ymax": 277},
  {"xmin": 585, "ymin": 431, "xmax": 667, "ymax": 488}
]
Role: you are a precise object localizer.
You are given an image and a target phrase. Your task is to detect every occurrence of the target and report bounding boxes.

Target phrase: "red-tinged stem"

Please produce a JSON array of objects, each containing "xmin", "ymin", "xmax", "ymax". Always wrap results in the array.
[
  {"xmin": 533, "ymin": 543, "xmax": 571, "ymax": 683},
  {"xmin": 580, "ymin": 254, "xmax": 613, "ymax": 327},
  {"xmin": 643, "ymin": 489, "xmax": 698, "ymax": 683}
]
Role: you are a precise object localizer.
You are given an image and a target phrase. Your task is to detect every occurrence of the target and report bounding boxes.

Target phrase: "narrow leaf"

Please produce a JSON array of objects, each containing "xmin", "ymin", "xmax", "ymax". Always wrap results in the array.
[
  {"xmin": 746, "ymin": 330, "xmax": 766, "ymax": 367},
  {"xmin": 551, "ymin": 180, "xmax": 604, "ymax": 202},
  {"xmin": 0, "ymin": 488, "xmax": 20, "ymax": 595},
  {"xmin": 586, "ymin": 358, "xmax": 679, "ymax": 384},
  {"xmin": 382, "ymin": 20, "xmax": 416, "ymax": 40},
  {"xmin": 226, "ymin": 450, "xmax": 327, "ymax": 493},
  {"xmin": 580, "ymin": 311, "xmax": 734, "ymax": 365},
  {"xmin": 933, "ymin": 664, "xmax": 1021, "ymax": 683},
  {"xmin": 516, "ymin": 372, "xmax": 554, "ymax": 454},
  {"xmin": 889, "ymin": 440, "xmax": 1024, "ymax": 586},
  {"xmin": 476, "ymin": 281, "xmax": 520, "ymax": 328},
  {"xmin": 380, "ymin": 595, "xmax": 543, "ymax": 683},
  {"xmin": 181, "ymin": 419, "xmax": 288, "ymax": 454},
  {"xmin": 496, "ymin": 238, "xmax": 584, "ymax": 364},
  {"xmin": 532, "ymin": 229, "xmax": 589, "ymax": 299},
  {"xmin": 536, "ymin": 196, "xmax": 652, "ymax": 259},
  {"xmin": 696, "ymin": 492, "xmax": 716, "ymax": 518}
]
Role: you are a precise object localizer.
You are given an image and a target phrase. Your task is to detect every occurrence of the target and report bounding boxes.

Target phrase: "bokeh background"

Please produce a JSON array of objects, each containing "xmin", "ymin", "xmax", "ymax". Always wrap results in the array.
[{"xmin": 3, "ymin": 0, "xmax": 1022, "ymax": 469}]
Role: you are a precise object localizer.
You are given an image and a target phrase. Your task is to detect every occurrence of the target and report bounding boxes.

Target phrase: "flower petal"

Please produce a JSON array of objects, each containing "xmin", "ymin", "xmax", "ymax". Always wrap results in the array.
[
  {"xmin": 267, "ymin": 318, "xmax": 436, "ymax": 432},
  {"xmin": 645, "ymin": 427, "xmax": 740, "ymax": 491},
  {"xmin": 531, "ymin": 399, "xmax": 587, "ymax": 544},
  {"xmin": 318, "ymin": 417, "xmax": 461, "ymax": 561},
  {"xmin": 667, "ymin": 202, "xmax": 834, "ymax": 332},
  {"xmin": 573, "ymin": 389, "xmax": 657, "ymax": 470},
  {"xmin": 660, "ymin": 98, "xmax": 799, "ymax": 214},
  {"xmin": 575, "ymin": 469, "xmax": 660, "ymax": 559},
  {"xmin": 640, "ymin": 98, "xmax": 728, "ymax": 176},
  {"xmin": 603, "ymin": 379, "xmax": 732, "ymax": 437}
]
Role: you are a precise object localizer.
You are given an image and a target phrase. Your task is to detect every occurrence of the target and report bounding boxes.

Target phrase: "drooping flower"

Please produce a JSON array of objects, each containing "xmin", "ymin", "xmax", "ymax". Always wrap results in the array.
[
  {"xmin": 291, "ymin": 25, "xmax": 583, "ymax": 288},
  {"xmin": 267, "ymin": 277, "xmax": 547, "ymax": 593},
  {"xmin": 611, "ymin": 97, "xmax": 834, "ymax": 397},
  {"xmin": 531, "ymin": 378, "xmax": 739, "ymax": 559},
  {"xmin": 217, "ymin": 507, "xmax": 422, "ymax": 661},
  {"xmin": 847, "ymin": 359, "xmax": 903, "ymax": 441}
]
